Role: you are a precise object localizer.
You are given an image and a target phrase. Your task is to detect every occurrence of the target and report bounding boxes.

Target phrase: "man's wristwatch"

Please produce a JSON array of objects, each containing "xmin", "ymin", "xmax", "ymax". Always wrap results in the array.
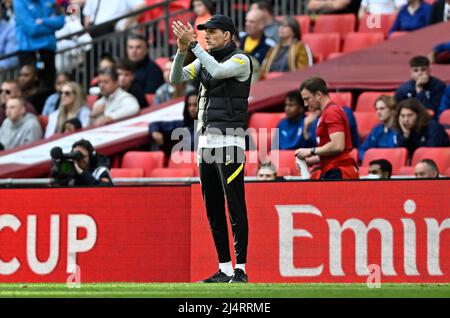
[
  {"xmin": 189, "ymin": 41, "xmax": 198, "ymax": 50},
  {"xmin": 311, "ymin": 147, "xmax": 316, "ymax": 156}
]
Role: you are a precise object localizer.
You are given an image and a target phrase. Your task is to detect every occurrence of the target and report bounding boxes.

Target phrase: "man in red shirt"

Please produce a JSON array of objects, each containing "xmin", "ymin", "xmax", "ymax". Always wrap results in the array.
[{"xmin": 295, "ymin": 77, "xmax": 359, "ymax": 180}]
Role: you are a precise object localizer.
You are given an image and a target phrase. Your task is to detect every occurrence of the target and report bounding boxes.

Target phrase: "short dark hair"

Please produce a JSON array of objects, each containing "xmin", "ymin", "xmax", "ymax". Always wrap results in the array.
[
  {"xmin": 116, "ymin": 59, "xmax": 135, "ymax": 72},
  {"xmin": 299, "ymin": 77, "xmax": 328, "ymax": 96},
  {"xmin": 409, "ymin": 56, "xmax": 430, "ymax": 68},
  {"xmin": 100, "ymin": 53, "xmax": 116, "ymax": 64},
  {"xmin": 286, "ymin": 90, "xmax": 304, "ymax": 108},
  {"xmin": 127, "ymin": 33, "xmax": 149, "ymax": 48},
  {"xmin": 98, "ymin": 67, "xmax": 119, "ymax": 81},
  {"xmin": 369, "ymin": 159, "xmax": 392, "ymax": 178},
  {"xmin": 252, "ymin": 0, "xmax": 274, "ymax": 16},
  {"xmin": 420, "ymin": 159, "xmax": 439, "ymax": 176},
  {"xmin": 63, "ymin": 117, "xmax": 82, "ymax": 131}
]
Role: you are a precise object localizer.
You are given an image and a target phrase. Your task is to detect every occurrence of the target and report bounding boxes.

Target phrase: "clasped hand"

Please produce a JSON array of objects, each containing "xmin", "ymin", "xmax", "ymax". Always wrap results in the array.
[{"xmin": 172, "ymin": 21, "xmax": 196, "ymax": 52}]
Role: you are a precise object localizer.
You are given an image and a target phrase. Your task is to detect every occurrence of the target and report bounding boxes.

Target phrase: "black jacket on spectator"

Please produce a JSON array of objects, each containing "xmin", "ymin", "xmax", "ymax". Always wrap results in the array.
[
  {"xmin": 127, "ymin": 82, "xmax": 148, "ymax": 109},
  {"xmin": 430, "ymin": 0, "xmax": 446, "ymax": 24},
  {"xmin": 132, "ymin": 56, "xmax": 164, "ymax": 94},
  {"xmin": 396, "ymin": 119, "xmax": 450, "ymax": 156},
  {"xmin": 74, "ymin": 154, "xmax": 113, "ymax": 186}
]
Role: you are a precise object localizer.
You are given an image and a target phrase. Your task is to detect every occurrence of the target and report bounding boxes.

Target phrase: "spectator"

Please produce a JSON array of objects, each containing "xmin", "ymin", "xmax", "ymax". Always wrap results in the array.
[
  {"xmin": 83, "ymin": 0, "xmax": 145, "ymax": 35},
  {"xmin": 89, "ymin": 53, "xmax": 116, "ymax": 88},
  {"xmin": 359, "ymin": 95, "xmax": 398, "ymax": 161},
  {"xmin": 395, "ymin": 56, "xmax": 446, "ymax": 118},
  {"xmin": 429, "ymin": 41, "xmax": 450, "ymax": 65},
  {"xmin": 260, "ymin": 16, "xmax": 313, "ymax": 80},
  {"xmin": 42, "ymin": 72, "xmax": 72, "ymax": 116},
  {"xmin": 256, "ymin": 161, "xmax": 278, "ymax": 181},
  {"xmin": 367, "ymin": 159, "xmax": 393, "ymax": 179},
  {"xmin": 153, "ymin": 59, "xmax": 194, "ymax": 105},
  {"xmin": 191, "ymin": 0, "xmax": 215, "ymax": 50},
  {"xmin": 274, "ymin": 90, "xmax": 316, "ymax": 150},
  {"xmin": 14, "ymin": 0, "xmax": 65, "ymax": 91},
  {"xmin": 430, "ymin": 0, "xmax": 450, "ymax": 24},
  {"xmin": 0, "ymin": 97, "xmax": 42, "ymax": 150},
  {"xmin": 239, "ymin": 9, "xmax": 275, "ymax": 65},
  {"xmin": 62, "ymin": 117, "xmax": 82, "ymax": 133},
  {"xmin": 414, "ymin": 158, "xmax": 440, "ymax": 178},
  {"xmin": 149, "ymin": 91, "xmax": 198, "ymax": 155},
  {"xmin": 45, "ymin": 82, "xmax": 90, "ymax": 138},
  {"xmin": 126, "ymin": 33, "xmax": 164, "ymax": 94},
  {"xmin": 116, "ymin": 59, "xmax": 148, "ymax": 109},
  {"xmin": 295, "ymin": 77, "xmax": 359, "ymax": 180},
  {"xmin": 307, "ymin": 0, "xmax": 363, "ymax": 15},
  {"xmin": 18, "ymin": 64, "xmax": 53, "ymax": 114},
  {"xmin": 439, "ymin": 85, "xmax": 450, "ymax": 118},
  {"xmin": 249, "ymin": 1, "xmax": 280, "ymax": 43},
  {"xmin": 358, "ymin": 0, "xmax": 406, "ymax": 18},
  {"xmin": 0, "ymin": 4, "xmax": 18, "ymax": 71},
  {"xmin": 395, "ymin": 98, "xmax": 449, "ymax": 156},
  {"xmin": 89, "ymin": 67, "xmax": 139, "ymax": 126},
  {"xmin": 0, "ymin": 80, "xmax": 37, "ymax": 125},
  {"xmin": 389, "ymin": 0, "xmax": 432, "ymax": 34}
]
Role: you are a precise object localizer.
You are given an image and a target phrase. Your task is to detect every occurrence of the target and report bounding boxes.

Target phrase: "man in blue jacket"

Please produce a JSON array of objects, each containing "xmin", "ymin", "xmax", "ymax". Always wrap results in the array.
[
  {"xmin": 395, "ymin": 55, "xmax": 446, "ymax": 118},
  {"xmin": 14, "ymin": 0, "xmax": 64, "ymax": 91}
]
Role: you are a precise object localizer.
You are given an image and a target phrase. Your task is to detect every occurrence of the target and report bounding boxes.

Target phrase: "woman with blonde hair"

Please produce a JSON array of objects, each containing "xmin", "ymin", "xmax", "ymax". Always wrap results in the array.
[
  {"xmin": 45, "ymin": 82, "xmax": 90, "ymax": 138},
  {"xmin": 260, "ymin": 16, "xmax": 313, "ymax": 80}
]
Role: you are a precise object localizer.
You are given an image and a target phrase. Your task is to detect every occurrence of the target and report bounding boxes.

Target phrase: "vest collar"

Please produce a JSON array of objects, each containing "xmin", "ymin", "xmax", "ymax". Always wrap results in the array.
[{"xmin": 210, "ymin": 42, "xmax": 237, "ymax": 61}]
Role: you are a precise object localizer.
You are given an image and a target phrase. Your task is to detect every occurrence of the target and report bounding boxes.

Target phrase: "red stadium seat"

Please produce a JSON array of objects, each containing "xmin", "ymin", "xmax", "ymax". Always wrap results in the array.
[
  {"xmin": 267, "ymin": 150, "xmax": 299, "ymax": 176},
  {"xmin": 327, "ymin": 52, "xmax": 345, "ymax": 59},
  {"xmin": 87, "ymin": 95, "xmax": 98, "ymax": 108},
  {"xmin": 245, "ymin": 150, "xmax": 260, "ymax": 176},
  {"xmin": 361, "ymin": 148, "xmax": 409, "ymax": 174},
  {"xmin": 446, "ymin": 167, "xmax": 450, "ymax": 177},
  {"xmin": 302, "ymin": 33, "xmax": 341, "ymax": 60},
  {"xmin": 38, "ymin": 115, "xmax": 48, "ymax": 131},
  {"xmin": 355, "ymin": 91, "xmax": 395, "ymax": 112},
  {"xmin": 121, "ymin": 151, "xmax": 165, "ymax": 177},
  {"xmin": 358, "ymin": 166, "xmax": 369, "ymax": 176},
  {"xmin": 389, "ymin": 31, "xmax": 408, "ymax": 39},
  {"xmin": 146, "ymin": 94, "xmax": 155, "ymax": 106},
  {"xmin": 358, "ymin": 13, "xmax": 397, "ymax": 39},
  {"xmin": 168, "ymin": 151, "xmax": 199, "ymax": 176},
  {"xmin": 150, "ymin": 168, "xmax": 194, "ymax": 178},
  {"xmin": 439, "ymin": 109, "xmax": 450, "ymax": 128},
  {"xmin": 329, "ymin": 92, "xmax": 353, "ymax": 108},
  {"xmin": 342, "ymin": 32, "xmax": 384, "ymax": 53},
  {"xmin": 110, "ymin": 168, "xmax": 145, "ymax": 178},
  {"xmin": 398, "ymin": 166, "xmax": 415, "ymax": 176},
  {"xmin": 248, "ymin": 112, "xmax": 285, "ymax": 130},
  {"xmin": 295, "ymin": 15, "xmax": 311, "ymax": 35},
  {"xmin": 411, "ymin": 147, "xmax": 450, "ymax": 173},
  {"xmin": 350, "ymin": 148, "xmax": 359, "ymax": 163},
  {"xmin": 155, "ymin": 57, "xmax": 169, "ymax": 70},
  {"xmin": 354, "ymin": 112, "xmax": 380, "ymax": 141},
  {"xmin": 314, "ymin": 14, "xmax": 356, "ymax": 38}
]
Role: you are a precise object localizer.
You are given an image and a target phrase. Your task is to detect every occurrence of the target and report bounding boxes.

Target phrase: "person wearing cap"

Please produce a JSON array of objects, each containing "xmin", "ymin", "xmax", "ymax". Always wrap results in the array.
[{"xmin": 171, "ymin": 14, "xmax": 253, "ymax": 283}]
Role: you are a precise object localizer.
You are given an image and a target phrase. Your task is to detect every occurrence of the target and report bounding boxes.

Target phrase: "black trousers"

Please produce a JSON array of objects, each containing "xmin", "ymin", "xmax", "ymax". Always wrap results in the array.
[
  {"xmin": 199, "ymin": 146, "xmax": 248, "ymax": 265},
  {"xmin": 19, "ymin": 50, "xmax": 56, "ymax": 91}
]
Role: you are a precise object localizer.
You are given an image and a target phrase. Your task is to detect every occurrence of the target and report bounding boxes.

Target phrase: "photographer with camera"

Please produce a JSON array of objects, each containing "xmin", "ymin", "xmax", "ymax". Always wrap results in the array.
[{"xmin": 50, "ymin": 139, "xmax": 113, "ymax": 186}]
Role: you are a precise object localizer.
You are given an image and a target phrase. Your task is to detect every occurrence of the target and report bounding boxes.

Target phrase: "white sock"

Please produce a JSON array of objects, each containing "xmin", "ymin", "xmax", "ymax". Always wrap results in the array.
[
  {"xmin": 235, "ymin": 264, "xmax": 246, "ymax": 273},
  {"xmin": 219, "ymin": 262, "xmax": 233, "ymax": 276}
]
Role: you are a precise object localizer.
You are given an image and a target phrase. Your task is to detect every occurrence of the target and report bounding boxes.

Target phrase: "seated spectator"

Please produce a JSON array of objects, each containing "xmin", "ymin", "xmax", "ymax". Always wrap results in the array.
[
  {"xmin": 89, "ymin": 67, "xmax": 140, "ymax": 126},
  {"xmin": 191, "ymin": 0, "xmax": 215, "ymax": 50},
  {"xmin": 260, "ymin": 16, "xmax": 313, "ymax": 80},
  {"xmin": 430, "ymin": 0, "xmax": 450, "ymax": 24},
  {"xmin": 18, "ymin": 64, "xmax": 53, "ymax": 114},
  {"xmin": 275, "ymin": 90, "xmax": 316, "ymax": 150},
  {"xmin": 0, "ymin": 5, "xmax": 18, "ymax": 71},
  {"xmin": 126, "ymin": 33, "xmax": 164, "ymax": 94},
  {"xmin": 389, "ymin": 0, "xmax": 432, "ymax": 34},
  {"xmin": 256, "ymin": 161, "xmax": 278, "ymax": 181},
  {"xmin": 367, "ymin": 159, "xmax": 393, "ymax": 179},
  {"xmin": 250, "ymin": 1, "xmax": 280, "ymax": 43},
  {"xmin": 45, "ymin": 82, "xmax": 90, "ymax": 138},
  {"xmin": 116, "ymin": 59, "xmax": 148, "ymax": 109},
  {"xmin": 0, "ymin": 80, "xmax": 37, "ymax": 125},
  {"xmin": 429, "ymin": 41, "xmax": 450, "ymax": 65},
  {"xmin": 307, "ymin": 0, "xmax": 363, "ymax": 15},
  {"xmin": 42, "ymin": 72, "xmax": 72, "ymax": 116},
  {"xmin": 154, "ymin": 59, "xmax": 194, "ymax": 105},
  {"xmin": 62, "ymin": 117, "xmax": 82, "ymax": 134},
  {"xmin": 358, "ymin": 0, "xmax": 406, "ymax": 18},
  {"xmin": 395, "ymin": 56, "xmax": 446, "ymax": 118},
  {"xmin": 359, "ymin": 95, "xmax": 398, "ymax": 161},
  {"xmin": 239, "ymin": 9, "xmax": 275, "ymax": 65},
  {"xmin": 149, "ymin": 91, "xmax": 198, "ymax": 155},
  {"xmin": 414, "ymin": 158, "xmax": 440, "ymax": 178},
  {"xmin": 0, "ymin": 97, "xmax": 42, "ymax": 150},
  {"xmin": 89, "ymin": 53, "xmax": 116, "ymax": 88},
  {"xmin": 439, "ymin": 84, "xmax": 450, "ymax": 118},
  {"xmin": 395, "ymin": 98, "xmax": 449, "ymax": 156}
]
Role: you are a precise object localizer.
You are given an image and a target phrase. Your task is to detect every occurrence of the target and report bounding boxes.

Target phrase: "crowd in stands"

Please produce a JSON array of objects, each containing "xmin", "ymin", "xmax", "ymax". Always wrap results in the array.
[{"xmin": 0, "ymin": 0, "xmax": 449, "ymax": 179}]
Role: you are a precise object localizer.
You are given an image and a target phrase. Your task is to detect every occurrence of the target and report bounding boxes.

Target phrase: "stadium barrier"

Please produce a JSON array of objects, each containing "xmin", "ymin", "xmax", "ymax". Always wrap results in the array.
[{"xmin": 0, "ymin": 180, "xmax": 449, "ymax": 283}]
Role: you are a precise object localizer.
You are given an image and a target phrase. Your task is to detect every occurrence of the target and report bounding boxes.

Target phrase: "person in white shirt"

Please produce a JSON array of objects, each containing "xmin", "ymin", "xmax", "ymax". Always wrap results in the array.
[
  {"xmin": 89, "ymin": 67, "xmax": 139, "ymax": 126},
  {"xmin": 359, "ymin": 0, "xmax": 407, "ymax": 18}
]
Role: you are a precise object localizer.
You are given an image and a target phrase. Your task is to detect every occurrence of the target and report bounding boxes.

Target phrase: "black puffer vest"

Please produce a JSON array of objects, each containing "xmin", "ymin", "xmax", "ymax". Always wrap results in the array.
[{"xmin": 198, "ymin": 42, "xmax": 252, "ymax": 136}]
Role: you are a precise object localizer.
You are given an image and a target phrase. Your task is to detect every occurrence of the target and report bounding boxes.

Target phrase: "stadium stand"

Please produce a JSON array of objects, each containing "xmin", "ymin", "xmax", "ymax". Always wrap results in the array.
[
  {"xmin": 354, "ymin": 112, "xmax": 380, "ymax": 141},
  {"xmin": 150, "ymin": 167, "xmax": 195, "ymax": 177},
  {"xmin": 411, "ymin": 147, "xmax": 450, "ymax": 173},
  {"xmin": 302, "ymin": 33, "xmax": 341, "ymax": 60},
  {"xmin": 168, "ymin": 151, "xmax": 199, "ymax": 176},
  {"xmin": 110, "ymin": 168, "xmax": 145, "ymax": 178},
  {"xmin": 355, "ymin": 91, "xmax": 395, "ymax": 112},
  {"xmin": 329, "ymin": 92, "xmax": 353, "ymax": 109},
  {"xmin": 357, "ymin": 13, "xmax": 397, "ymax": 39},
  {"xmin": 342, "ymin": 32, "xmax": 384, "ymax": 53},
  {"xmin": 268, "ymin": 150, "xmax": 300, "ymax": 176},
  {"xmin": 121, "ymin": 151, "xmax": 165, "ymax": 177},
  {"xmin": 313, "ymin": 14, "xmax": 356, "ymax": 39},
  {"xmin": 361, "ymin": 148, "xmax": 409, "ymax": 174},
  {"xmin": 295, "ymin": 15, "xmax": 311, "ymax": 35}
]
